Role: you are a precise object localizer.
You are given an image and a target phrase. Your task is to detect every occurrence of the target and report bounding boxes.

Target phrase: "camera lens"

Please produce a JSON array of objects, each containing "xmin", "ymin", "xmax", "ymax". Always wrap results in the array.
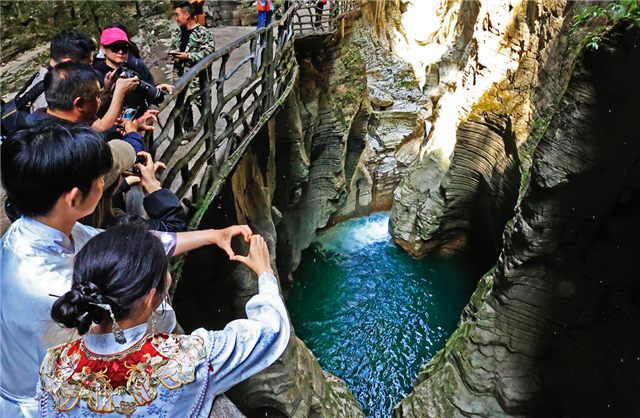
[{"xmin": 136, "ymin": 81, "xmax": 166, "ymax": 105}]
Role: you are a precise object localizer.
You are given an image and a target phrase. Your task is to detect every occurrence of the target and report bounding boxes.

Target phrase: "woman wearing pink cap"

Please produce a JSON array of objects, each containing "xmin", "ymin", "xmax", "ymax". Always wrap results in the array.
[{"xmin": 93, "ymin": 26, "xmax": 173, "ymax": 128}]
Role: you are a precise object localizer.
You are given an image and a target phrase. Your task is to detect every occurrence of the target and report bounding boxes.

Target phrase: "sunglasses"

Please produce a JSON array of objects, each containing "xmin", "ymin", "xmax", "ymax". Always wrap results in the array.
[{"xmin": 107, "ymin": 44, "xmax": 130, "ymax": 54}]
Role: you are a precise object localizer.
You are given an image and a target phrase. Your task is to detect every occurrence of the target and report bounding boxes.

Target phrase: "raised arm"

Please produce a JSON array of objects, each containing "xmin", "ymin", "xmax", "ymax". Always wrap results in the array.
[
  {"xmin": 174, "ymin": 225, "xmax": 252, "ymax": 256},
  {"xmin": 91, "ymin": 76, "xmax": 139, "ymax": 132},
  {"xmin": 194, "ymin": 235, "xmax": 290, "ymax": 395},
  {"xmin": 151, "ymin": 225, "xmax": 252, "ymax": 258}
]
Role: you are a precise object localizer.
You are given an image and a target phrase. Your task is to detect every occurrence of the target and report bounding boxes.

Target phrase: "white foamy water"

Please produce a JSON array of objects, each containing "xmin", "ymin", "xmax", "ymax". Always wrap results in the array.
[{"xmin": 314, "ymin": 212, "xmax": 391, "ymax": 255}]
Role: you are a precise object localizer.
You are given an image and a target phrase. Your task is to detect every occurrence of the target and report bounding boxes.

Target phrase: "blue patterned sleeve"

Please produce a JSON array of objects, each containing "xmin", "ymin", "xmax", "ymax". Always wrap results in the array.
[{"xmin": 192, "ymin": 272, "xmax": 291, "ymax": 396}]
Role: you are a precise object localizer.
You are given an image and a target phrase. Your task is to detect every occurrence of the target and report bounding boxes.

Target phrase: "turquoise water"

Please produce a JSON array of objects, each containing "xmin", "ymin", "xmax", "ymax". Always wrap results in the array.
[{"xmin": 287, "ymin": 212, "xmax": 477, "ymax": 417}]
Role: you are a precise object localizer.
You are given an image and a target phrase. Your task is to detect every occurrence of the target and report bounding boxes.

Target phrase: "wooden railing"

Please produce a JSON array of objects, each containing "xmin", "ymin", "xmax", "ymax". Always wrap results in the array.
[
  {"xmin": 148, "ymin": 0, "xmax": 362, "ymax": 241},
  {"xmin": 147, "ymin": 5, "xmax": 297, "ymax": 231},
  {"xmin": 292, "ymin": 0, "xmax": 362, "ymax": 36}
]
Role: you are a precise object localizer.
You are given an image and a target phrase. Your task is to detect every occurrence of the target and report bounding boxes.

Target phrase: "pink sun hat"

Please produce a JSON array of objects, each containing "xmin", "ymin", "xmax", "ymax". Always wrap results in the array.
[{"xmin": 100, "ymin": 27, "xmax": 131, "ymax": 46}]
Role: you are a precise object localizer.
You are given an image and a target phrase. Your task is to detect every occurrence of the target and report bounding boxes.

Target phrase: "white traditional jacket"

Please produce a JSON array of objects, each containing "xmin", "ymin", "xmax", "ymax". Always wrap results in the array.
[
  {"xmin": 0, "ymin": 217, "xmax": 178, "ymax": 418},
  {"xmin": 38, "ymin": 272, "xmax": 290, "ymax": 418}
]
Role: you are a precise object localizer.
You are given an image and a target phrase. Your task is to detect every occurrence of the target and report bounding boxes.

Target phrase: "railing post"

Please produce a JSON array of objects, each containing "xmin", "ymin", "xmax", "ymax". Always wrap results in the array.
[
  {"xmin": 330, "ymin": 1, "xmax": 337, "ymax": 31},
  {"xmin": 265, "ymin": 28, "xmax": 275, "ymax": 109},
  {"xmin": 205, "ymin": 68, "xmax": 215, "ymax": 158}
]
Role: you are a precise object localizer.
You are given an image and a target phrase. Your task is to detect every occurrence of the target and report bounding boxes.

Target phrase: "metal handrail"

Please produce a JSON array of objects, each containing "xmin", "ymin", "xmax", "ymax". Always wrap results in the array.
[
  {"xmin": 149, "ymin": 5, "xmax": 298, "ymax": 211},
  {"xmin": 293, "ymin": 0, "xmax": 362, "ymax": 36}
]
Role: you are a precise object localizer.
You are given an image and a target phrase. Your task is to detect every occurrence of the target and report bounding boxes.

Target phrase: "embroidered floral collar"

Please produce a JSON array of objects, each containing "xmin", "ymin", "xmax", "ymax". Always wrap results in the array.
[{"xmin": 40, "ymin": 333, "xmax": 206, "ymax": 417}]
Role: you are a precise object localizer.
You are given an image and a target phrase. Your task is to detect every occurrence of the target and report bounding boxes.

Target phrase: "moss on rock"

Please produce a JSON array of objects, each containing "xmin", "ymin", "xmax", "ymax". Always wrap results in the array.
[{"xmin": 1, "ymin": 1, "xmax": 139, "ymax": 63}]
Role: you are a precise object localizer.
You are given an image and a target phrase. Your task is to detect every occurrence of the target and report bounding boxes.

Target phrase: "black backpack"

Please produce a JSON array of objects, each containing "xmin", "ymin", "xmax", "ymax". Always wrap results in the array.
[{"xmin": 1, "ymin": 71, "xmax": 46, "ymax": 137}]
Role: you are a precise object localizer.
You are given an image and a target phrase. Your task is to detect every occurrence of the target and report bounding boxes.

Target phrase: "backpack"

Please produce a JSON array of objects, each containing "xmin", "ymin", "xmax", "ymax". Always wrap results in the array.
[{"xmin": 1, "ymin": 71, "xmax": 46, "ymax": 137}]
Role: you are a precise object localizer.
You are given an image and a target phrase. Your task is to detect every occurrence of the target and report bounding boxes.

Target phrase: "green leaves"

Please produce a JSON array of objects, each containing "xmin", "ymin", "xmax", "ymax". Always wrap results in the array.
[
  {"xmin": 571, "ymin": 1, "xmax": 640, "ymax": 50},
  {"xmin": 586, "ymin": 36, "xmax": 602, "ymax": 50}
]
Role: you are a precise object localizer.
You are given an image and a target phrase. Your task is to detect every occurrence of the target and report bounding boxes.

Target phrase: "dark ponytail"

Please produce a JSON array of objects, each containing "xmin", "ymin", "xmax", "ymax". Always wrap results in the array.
[{"xmin": 51, "ymin": 222, "xmax": 169, "ymax": 334}]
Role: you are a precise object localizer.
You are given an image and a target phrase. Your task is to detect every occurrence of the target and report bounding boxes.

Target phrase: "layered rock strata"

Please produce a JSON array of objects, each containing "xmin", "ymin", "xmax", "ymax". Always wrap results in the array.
[
  {"xmin": 389, "ymin": 0, "xmax": 580, "ymax": 270},
  {"xmin": 391, "ymin": 113, "xmax": 520, "ymax": 269},
  {"xmin": 394, "ymin": 19, "xmax": 640, "ymax": 418},
  {"xmin": 274, "ymin": 3, "xmax": 430, "ymax": 276}
]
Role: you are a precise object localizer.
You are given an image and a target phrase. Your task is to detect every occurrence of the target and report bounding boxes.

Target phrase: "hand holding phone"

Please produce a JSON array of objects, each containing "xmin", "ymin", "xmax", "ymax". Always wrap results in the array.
[
  {"xmin": 117, "ymin": 107, "xmax": 138, "ymax": 132},
  {"xmin": 122, "ymin": 107, "xmax": 137, "ymax": 122}
]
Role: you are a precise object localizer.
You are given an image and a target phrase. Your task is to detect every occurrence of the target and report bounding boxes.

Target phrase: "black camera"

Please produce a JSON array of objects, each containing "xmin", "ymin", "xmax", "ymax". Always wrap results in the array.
[
  {"xmin": 130, "ymin": 154, "xmax": 148, "ymax": 176},
  {"xmin": 114, "ymin": 67, "xmax": 165, "ymax": 105}
]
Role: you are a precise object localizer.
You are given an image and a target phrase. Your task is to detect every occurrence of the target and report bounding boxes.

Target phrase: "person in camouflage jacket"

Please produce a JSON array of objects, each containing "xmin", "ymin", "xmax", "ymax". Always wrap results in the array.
[{"xmin": 170, "ymin": 1, "xmax": 215, "ymax": 131}]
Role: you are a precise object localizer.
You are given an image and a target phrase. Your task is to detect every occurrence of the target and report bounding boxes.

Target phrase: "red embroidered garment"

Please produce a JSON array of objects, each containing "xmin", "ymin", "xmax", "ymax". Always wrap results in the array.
[
  {"xmin": 62, "ymin": 334, "xmax": 170, "ymax": 388},
  {"xmin": 40, "ymin": 333, "xmax": 206, "ymax": 415}
]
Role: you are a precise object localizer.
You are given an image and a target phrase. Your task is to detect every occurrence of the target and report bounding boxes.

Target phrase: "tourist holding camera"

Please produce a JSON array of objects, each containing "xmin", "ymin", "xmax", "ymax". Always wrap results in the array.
[
  {"xmin": 79, "ymin": 141, "xmax": 187, "ymax": 233},
  {"xmin": 93, "ymin": 27, "xmax": 173, "ymax": 133}
]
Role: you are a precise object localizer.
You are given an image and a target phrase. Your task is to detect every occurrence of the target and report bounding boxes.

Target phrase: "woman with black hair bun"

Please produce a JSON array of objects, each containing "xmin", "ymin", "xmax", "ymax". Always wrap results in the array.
[{"xmin": 38, "ymin": 223, "xmax": 290, "ymax": 417}]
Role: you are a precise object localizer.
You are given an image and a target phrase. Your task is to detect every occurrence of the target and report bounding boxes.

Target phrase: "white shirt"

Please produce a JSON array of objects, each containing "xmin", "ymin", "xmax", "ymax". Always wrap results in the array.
[
  {"xmin": 38, "ymin": 273, "xmax": 290, "ymax": 418},
  {"xmin": 0, "ymin": 217, "xmax": 177, "ymax": 417}
]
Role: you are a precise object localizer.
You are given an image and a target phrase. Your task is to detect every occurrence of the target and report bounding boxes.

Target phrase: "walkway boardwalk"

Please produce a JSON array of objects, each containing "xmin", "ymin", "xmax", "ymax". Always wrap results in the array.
[{"xmin": 147, "ymin": 0, "xmax": 362, "ymax": 238}]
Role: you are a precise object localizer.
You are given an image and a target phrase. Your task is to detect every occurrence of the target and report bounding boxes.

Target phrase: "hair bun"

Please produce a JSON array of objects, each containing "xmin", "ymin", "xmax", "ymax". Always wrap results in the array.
[
  {"xmin": 72, "ymin": 281, "xmax": 102, "ymax": 301},
  {"xmin": 51, "ymin": 281, "xmax": 108, "ymax": 335}
]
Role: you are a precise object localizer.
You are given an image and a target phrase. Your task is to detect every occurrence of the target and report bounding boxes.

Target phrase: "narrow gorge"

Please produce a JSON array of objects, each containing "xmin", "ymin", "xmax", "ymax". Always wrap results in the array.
[{"xmin": 2, "ymin": 1, "xmax": 640, "ymax": 417}]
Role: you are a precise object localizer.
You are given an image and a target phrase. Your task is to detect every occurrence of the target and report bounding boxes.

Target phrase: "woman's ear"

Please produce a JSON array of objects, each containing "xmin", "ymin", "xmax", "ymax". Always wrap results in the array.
[{"xmin": 144, "ymin": 288, "xmax": 158, "ymax": 313}]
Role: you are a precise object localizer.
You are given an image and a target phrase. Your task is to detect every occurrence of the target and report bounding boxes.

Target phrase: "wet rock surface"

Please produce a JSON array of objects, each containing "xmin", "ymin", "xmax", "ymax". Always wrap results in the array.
[
  {"xmin": 273, "ymin": 3, "xmax": 431, "ymax": 276},
  {"xmin": 391, "ymin": 114, "xmax": 520, "ymax": 271},
  {"xmin": 353, "ymin": 4, "xmax": 431, "ymax": 217}
]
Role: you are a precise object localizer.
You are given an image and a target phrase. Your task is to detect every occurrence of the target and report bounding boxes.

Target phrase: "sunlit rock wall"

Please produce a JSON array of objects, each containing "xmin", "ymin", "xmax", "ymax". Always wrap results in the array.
[
  {"xmin": 388, "ymin": 1, "xmax": 576, "ymax": 270},
  {"xmin": 393, "ymin": 18, "xmax": 640, "ymax": 417},
  {"xmin": 349, "ymin": 2, "xmax": 431, "ymax": 218}
]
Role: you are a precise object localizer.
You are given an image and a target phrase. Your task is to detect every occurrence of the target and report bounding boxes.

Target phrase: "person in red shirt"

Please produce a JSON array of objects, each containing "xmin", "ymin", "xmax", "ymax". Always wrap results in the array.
[{"xmin": 257, "ymin": 0, "xmax": 274, "ymax": 28}]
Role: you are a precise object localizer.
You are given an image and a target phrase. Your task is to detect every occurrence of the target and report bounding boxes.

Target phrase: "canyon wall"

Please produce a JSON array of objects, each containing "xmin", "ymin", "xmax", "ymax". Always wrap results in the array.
[
  {"xmin": 394, "ymin": 12, "xmax": 640, "ymax": 418},
  {"xmin": 274, "ymin": 2, "xmax": 430, "ymax": 278},
  {"xmin": 388, "ymin": 0, "xmax": 578, "ymax": 271},
  {"xmin": 6, "ymin": 2, "xmax": 639, "ymax": 417}
]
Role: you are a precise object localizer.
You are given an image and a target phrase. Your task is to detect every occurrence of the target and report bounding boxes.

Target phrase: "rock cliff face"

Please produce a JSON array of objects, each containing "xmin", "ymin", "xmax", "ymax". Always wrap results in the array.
[
  {"xmin": 393, "ymin": 16, "xmax": 640, "ymax": 418},
  {"xmin": 388, "ymin": 0, "xmax": 581, "ymax": 272},
  {"xmin": 273, "ymin": 3, "xmax": 430, "ymax": 277}
]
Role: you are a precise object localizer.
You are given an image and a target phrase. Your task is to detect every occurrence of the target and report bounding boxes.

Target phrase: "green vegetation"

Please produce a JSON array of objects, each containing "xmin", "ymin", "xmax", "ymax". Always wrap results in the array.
[
  {"xmin": 341, "ymin": 44, "xmax": 364, "ymax": 76},
  {"xmin": 397, "ymin": 79, "xmax": 419, "ymax": 89},
  {"xmin": 466, "ymin": 80, "xmax": 526, "ymax": 123},
  {"xmin": 572, "ymin": 1, "xmax": 640, "ymax": 49},
  {"xmin": 332, "ymin": 44, "xmax": 367, "ymax": 128}
]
